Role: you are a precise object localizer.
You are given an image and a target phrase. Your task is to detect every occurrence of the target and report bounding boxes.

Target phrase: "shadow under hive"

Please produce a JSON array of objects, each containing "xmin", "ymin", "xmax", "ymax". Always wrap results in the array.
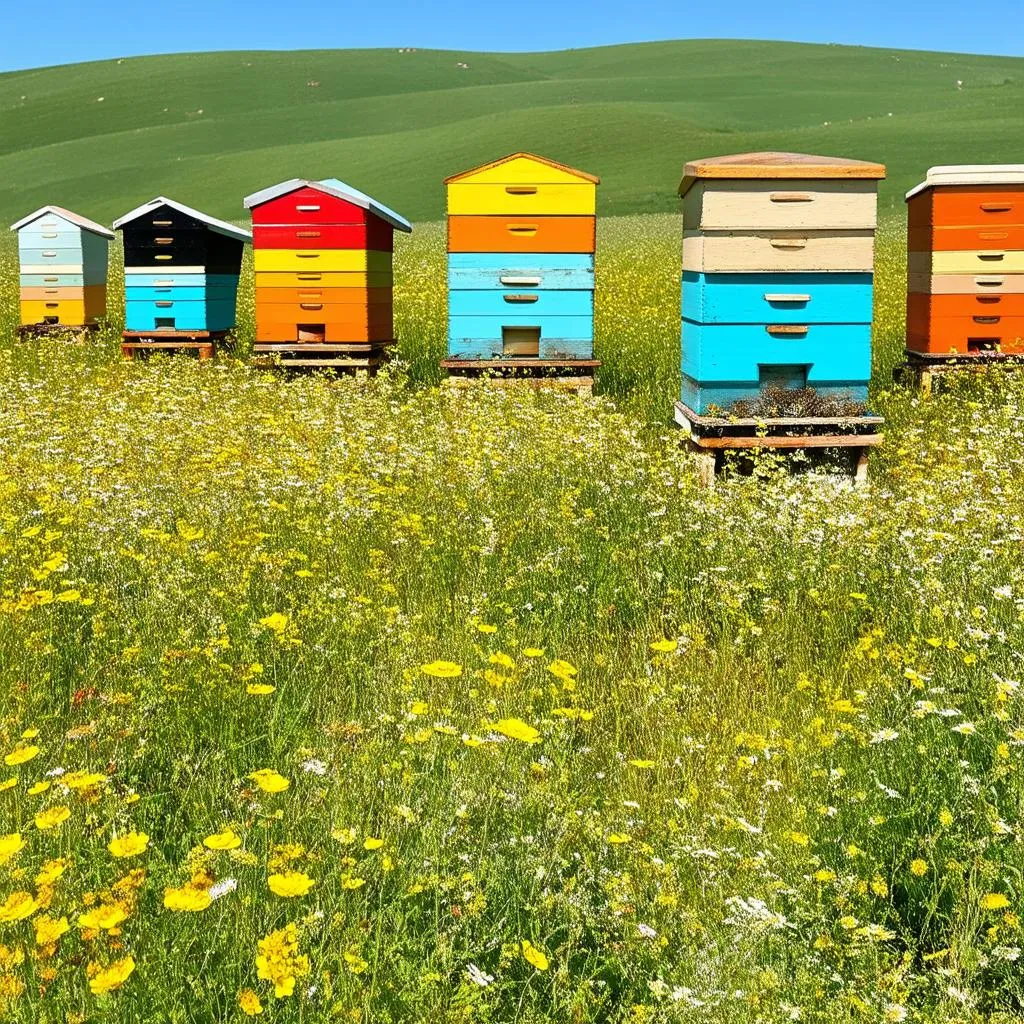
[
  {"xmin": 244, "ymin": 178, "xmax": 412, "ymax": 370},
  {"xmin": 906, "ymin": 165, "xmax": 1024, "ymax": 359},
  {"xmin": 442, "ymin": 152, "xmax": 600, "ymax": 389},
  {"xmin": 113, "ymin": 197, "xmax": 250, "ymax": 358},
  {"xmin": 11, "ymin": 206, "xmax": 113, "ymax": 330},
  {"xmin": 679, "ymin": 151, "xmax": 885, "ymax": 415}
]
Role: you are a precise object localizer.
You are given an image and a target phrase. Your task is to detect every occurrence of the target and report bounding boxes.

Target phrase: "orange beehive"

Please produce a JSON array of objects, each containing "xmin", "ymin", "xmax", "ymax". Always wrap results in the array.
[
  {"xmin": 906, "ymin": 166, "xmax": 1024, "ymax": 356},
  {"xmin": 244, "ymin": 178, "xmax": 411, "ymax": 370}
]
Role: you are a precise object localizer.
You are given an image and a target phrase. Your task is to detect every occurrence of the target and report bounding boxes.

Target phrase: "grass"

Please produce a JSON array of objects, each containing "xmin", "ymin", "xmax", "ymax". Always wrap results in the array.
[
  {"xmin": 2, "ymin": 217, "xmax": 1024, "ymax": 1022},
  {"xmin": 1, "ymin": 40, "xmax": 1023, "ymax": 222}
]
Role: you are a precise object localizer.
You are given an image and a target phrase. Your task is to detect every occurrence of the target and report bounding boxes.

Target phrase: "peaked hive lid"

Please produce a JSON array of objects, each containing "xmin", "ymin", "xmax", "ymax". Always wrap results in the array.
[
  {"xmin": 10, "ymin": 205, "xmax": 115, "ymax": 238},
  {"xmin": 906, "ymin": 165, "xmax": 1024, "ymax": 201},
  {"xmin": 243, "ymin": 178, "xmax": 412, "ymax": 232},
  {"xmin": 444, "ymin": 152, "xmax": 600, "ymax": 185},
  {"xmin": 113, "ymin": 197, "xmax": 252, "ymax": 242},
  {"xmin": 679, "ymin": 151, "xmax": 886, "ymax": 194}
]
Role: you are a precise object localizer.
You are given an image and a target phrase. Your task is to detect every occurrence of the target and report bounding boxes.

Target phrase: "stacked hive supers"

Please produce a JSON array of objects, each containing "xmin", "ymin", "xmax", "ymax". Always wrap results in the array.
[
  {"xmin": 244, "ymin": 179, "xmax": 411, "ymax": 367},
  {"xmin": 444, "ymin": 153, "xmax": 599, "ymax": 364},
  {"xmin": 906, "ymin": 165, "xmax": 1024, "ymax": 355},
  {"xmin": 113, "ymin": 197, "xmax": 250, "ymax": 333},
  {"xmin": 11, "ymin": 206, "xmax": 113, "ymax": 328},
  {"xmin": 679, "ymin": 152, "xmax": 886, "ymax": 414}
]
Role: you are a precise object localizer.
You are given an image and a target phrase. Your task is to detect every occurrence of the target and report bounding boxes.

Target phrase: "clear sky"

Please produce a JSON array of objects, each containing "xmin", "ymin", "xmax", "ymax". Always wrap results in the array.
[{"xmin": 1, "ymin": 0, "xmax": 1021, "ymax": 71}]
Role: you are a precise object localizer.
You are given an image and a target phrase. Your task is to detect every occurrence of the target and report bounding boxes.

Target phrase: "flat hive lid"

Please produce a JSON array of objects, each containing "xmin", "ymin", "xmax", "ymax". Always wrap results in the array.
[
  {"xmin": 679, "ymin": 151, "xmax": 886, "ymax": 194},
  {"xmin": 906, "ymin": 165, "xmax": 1024, "ymax": 201}
]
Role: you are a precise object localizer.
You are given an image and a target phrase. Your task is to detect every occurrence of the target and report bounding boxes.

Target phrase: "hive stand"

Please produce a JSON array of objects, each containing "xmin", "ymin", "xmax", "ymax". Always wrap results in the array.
[
  {"xmin": 244, "ymin": 178, "xmax": 411, "ymax": 374},
  {"xmin": 15, "ymin": 322, "xmax": 102, "ymax": 340},
  {"xmin": 443, "ymin": 152, "xmax": 600, "ymax": 391},
  {"xmin": 120, "ymin": 329, "xmax": 231, "ymax": 361},
  {"xmin": 674, "ymin": 401, "xmax": 883, "ymax": 488},
  {"xmin": 894, "ymin": 348, "xmax": 1024, "ymax": 395},
  {"xmin": 902, "ymin": 164, "xmax": 1024, "ymax": 391}
]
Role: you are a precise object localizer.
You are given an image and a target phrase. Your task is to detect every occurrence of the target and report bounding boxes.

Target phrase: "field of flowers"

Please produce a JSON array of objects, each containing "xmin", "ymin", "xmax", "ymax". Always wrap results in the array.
[{"xmin": 1, "ymin": 217, "xmax": 1024, "ymax": 1023}]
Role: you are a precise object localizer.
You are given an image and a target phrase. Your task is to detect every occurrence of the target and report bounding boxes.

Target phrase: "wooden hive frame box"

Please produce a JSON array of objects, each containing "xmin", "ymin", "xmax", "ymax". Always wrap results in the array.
[
  {"xmin": 10, "ymin": 205, "xmax": 114, "ymax": 335},
  {"xmin": 244, "ymin": 178, "xmax": 411, "ymax": 371},
  {"xmin": 113, "ymin": 197, "xmax": 251, "ymax": 359},
  {"xmin": 442, "ymin": 152, "xmax": 600, "ymax": 392},
  {"xmin": 901, "ymin": 165, "xmax": 1024, "ymax": 389},
  {"xmin": 678, "ymin": 151, "xmax": 886, "ymax": 485}
]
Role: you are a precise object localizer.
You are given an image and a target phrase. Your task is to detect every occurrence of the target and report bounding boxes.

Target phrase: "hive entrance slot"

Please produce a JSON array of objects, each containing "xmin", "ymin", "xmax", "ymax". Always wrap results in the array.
[
  {"xmin": 968, "ymin": 338, "xmax": 998, "ymax": 353},
  {"xmin": 502, "ymin": 326, "xmax": 540, "ymax": 358},
  {"xmin": 42, "ymin": 316, "xmax": 58, "ymax": 325},
  {"xmin": 759, "ymin": 364, "xmax": 808, "ymax": 391},
  {"xmin": 155, "ymin": 317, "xmax": 176, "ymax": 331},
  {"xmin": 297, "ymin": 324, "xmax": 326, "ymax": 343}
]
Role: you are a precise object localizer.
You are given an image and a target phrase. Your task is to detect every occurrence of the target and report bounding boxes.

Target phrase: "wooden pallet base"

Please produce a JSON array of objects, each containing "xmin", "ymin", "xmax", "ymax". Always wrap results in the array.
[
  {"xmin": 251, "ymin": 341, "xmax": 393, "ymax": 372},
  {"xmin": 441, "ymin": 358, "xmax": 599, "ymax": 395},
  {"xmin": 121, "ymin": 330, "xmax": 229, "ymax": 361},
  {"xmin": 894, "ymin": 349, "xmax": 1024, "ymax": 395},
  {"xmin": 674, "ymin": 400, "xmax": 883, "ymax": 488},
  {"xmin": 17, "ymin": 322, "xmax": 102, "ymax": 339}
]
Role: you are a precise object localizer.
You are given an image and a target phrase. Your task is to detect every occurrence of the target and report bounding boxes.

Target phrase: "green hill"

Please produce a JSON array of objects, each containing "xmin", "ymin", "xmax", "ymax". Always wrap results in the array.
[{"xmin": 1, "ymin": 39, "xmax": 1022, "ymax": 224}]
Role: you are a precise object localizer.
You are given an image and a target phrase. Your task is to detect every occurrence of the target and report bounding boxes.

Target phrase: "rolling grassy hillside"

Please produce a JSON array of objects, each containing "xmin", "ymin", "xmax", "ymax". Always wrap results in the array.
[{"xmin": 0, "ymin": 39, "xmax": 1022, "ymax": 223}]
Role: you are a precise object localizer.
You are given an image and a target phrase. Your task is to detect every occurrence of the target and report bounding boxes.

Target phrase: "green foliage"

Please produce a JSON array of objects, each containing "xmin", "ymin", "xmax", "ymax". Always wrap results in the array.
[
  {"xmin": 0, "ymin": 221, "xmax": 1023, "ymax": 1022},
  {"xmin": 1, "ymin": 41, "xmax": 1023, "ymax": 222}
]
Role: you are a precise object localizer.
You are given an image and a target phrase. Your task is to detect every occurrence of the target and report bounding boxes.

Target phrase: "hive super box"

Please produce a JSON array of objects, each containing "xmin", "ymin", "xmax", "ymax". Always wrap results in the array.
[
  {"xmin": 679, "ymin": 152, "xmax": 886, "ymax": 414},
  {"xmin": 906, "ymin": 165, "xmax": 1024, "ymax": 355},
  {"xmin": 11, "ymin": 206, "xmax": 114, "ymax": 327},
  {"xmin": 444, "ymin": 152, "xmax": 599, "ymax": 361},
  {"xmin": 244, "ymin": 178, "xmax": 411, "ymax": 348},
  {"xmin": 113, "ymin": 198, "xmax": 250, "ymax": 333}
]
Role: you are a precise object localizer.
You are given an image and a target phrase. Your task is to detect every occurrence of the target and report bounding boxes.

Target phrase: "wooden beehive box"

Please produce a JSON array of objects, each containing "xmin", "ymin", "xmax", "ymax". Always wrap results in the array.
[
  {"xmin": 444, "ymin": 153, "xmax": 599, "ymax": 362},
  {"xmin": 10, "ymin": 206, "xmax": 114, "ymax": 327},
  {"xmin": 679, "ymin": 151, "xmax": 885, "ymax": 415},
  {"xmin": 244, "ymin": 178, "xmax": 411, "ymax": 348},
  {"xmin": 906, "ymin": 165, "xmax": 1024, "ymax": 356},
  {"xmin": 113, "ymin": 197, "xmax": 251, "ymax": 333}
]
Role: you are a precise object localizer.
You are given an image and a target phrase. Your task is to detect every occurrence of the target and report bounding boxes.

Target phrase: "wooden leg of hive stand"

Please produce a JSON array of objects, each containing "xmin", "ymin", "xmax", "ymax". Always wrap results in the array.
[
  {"xmin": 918, "ymin": 366, "xmax": 933, "ymax": 397},
  {"xmin": 854, "ymin": 447, "xmax": 870, "ymax": 486},
  {"xmin": 693, "ymin": 447, "xmax": 718, "ymax": 489}
]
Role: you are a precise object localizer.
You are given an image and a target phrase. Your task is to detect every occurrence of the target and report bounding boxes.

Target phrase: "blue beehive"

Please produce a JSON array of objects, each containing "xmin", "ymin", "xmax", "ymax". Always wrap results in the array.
[
  {"xmin": 679, "ymin": 152, "xmax": 886, "ymax": 415},
  {"xmin": 444, "ymin": 153, "xmax": 599, "ymax": 362},
  {"xmin": 113, "ymin": 197, "xmax": 251, "ymax": 333}
]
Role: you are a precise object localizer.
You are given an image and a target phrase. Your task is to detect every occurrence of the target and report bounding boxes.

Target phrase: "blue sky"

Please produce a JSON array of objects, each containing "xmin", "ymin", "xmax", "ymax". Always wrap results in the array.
[{"xmin": 1, "ymin": 0, "xmax": 1021, "ymax": 71}]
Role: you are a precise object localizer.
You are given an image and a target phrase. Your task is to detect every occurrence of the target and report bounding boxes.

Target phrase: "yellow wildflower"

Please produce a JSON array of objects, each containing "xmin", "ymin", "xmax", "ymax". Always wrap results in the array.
[
  {"xmin": 107, "ymin": 832, "xmax": 149, "ymax": 859},
  {"xmin": 248, "ymin": 769, "xmax": 289, "ymax": 794},
  {"xmin": 34, "ymin": 805, "xmax": 70, "ymax": 830},
  {"xmin": 239, "ymin": 988, "xmax": 264, "ymax": 1016},
  {"xmin": 420, "ymin": 660, "xmax": 462, "ymax": 678},
  {"xmin": 521, "ymin": 939, "xmax": 550, "ymax": 971},
  {"xmin": 164, "ymin": 885, "xmax": 212, "ymax": 912},
  {"xmin": 267, "ymin": 872, "xmax": 315, "ymax": 898},
  {"xmin": 88, "ymin": 955, "xmax": 135, "ymax": 994},
  {"xmin": 78, "ymin": 904, "xmax": 128, "ymax": 931},
  {"xmin": 0, "ymin": 834, "xmax": 24, "ymax": 864},
  {"xmin": 204, "ymin": 829, "xmax": 242, "ymax": 851},
  {"xmin": 4, "ymin": 745, "xmax": 39, "ymax": 767},
  {"xmin": 0, "ymin": 891, "xmax": 39, "ymax": 922},
  {"xmin": 492, "ymin": 718, "xmax": 541, "ymax": 744}
]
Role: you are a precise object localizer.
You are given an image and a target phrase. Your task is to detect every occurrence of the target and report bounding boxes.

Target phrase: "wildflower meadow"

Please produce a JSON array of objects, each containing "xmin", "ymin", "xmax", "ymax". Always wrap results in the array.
[{"xmin": 1, "ymin": 216, "xmax": 1023, "ymax": 1023}]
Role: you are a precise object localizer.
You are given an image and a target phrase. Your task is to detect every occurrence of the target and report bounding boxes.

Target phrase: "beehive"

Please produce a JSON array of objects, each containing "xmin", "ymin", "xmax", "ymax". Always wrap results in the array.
[
  {"xmin": 679, "ymin": 152, "xmax": 885, "ymax": 414},
  {"xmin": 444, "ymin": 153, "xmax": 599, "ymax": 361},
  {"xmin": 113, "ymin": 198, "xmax": 250, "ymax": 333},
  {"xmin": 906, "ymin": 165, "xmax": 1024, "ymax": 355},
  {"xmin": 243, "ymin": 178, "xmax": 411, "ymax": 353},
  {"xmin": 10, "ymin": 206, "xmax": 113, "ymax": 327}
]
